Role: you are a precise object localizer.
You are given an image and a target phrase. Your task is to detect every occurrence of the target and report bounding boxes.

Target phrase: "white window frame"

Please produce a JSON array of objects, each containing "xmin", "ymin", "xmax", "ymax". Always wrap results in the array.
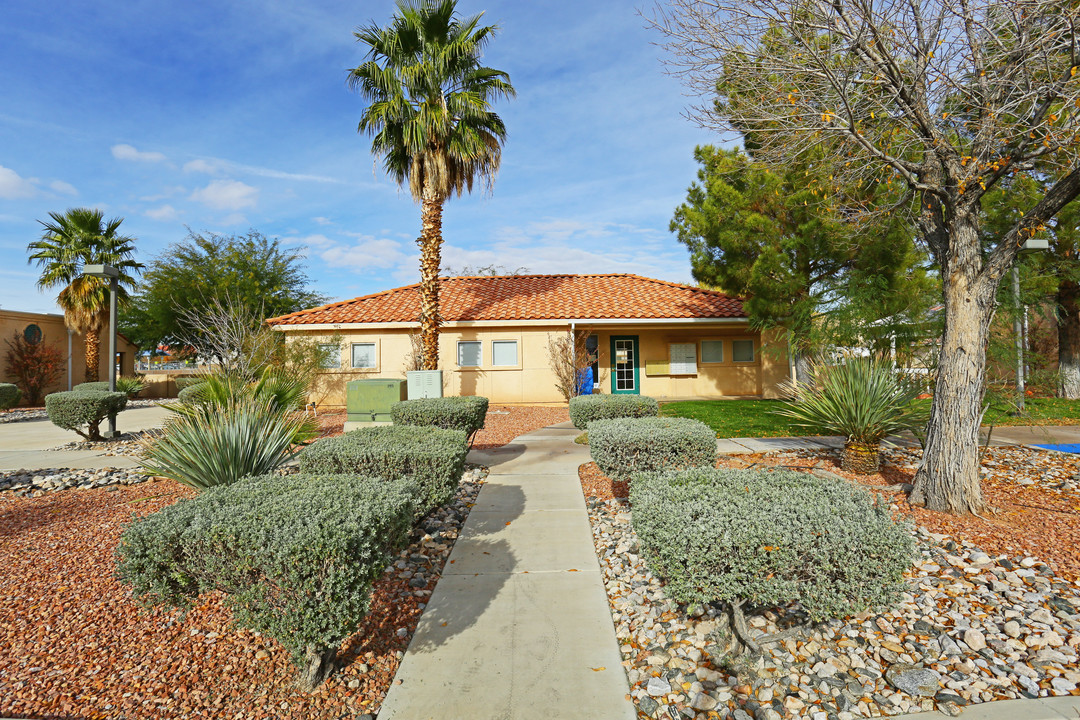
[
  {"xmin": 491, "ymin": 339, "xmax": 519, "ymax": 367},
  {"xmin": 457, "ymin": 340, "xmax": 482, "ymax": 368},
  {"xmin": 351, "ymin": 342, "xmax": 377, "ymax": 370},
  {"xmin": 700, "ymin": 340, "xmax": 724, "ymax": 364},
  {"xmin": 732, "ymin": 339, "xmax": 756, "ymax": 363},
  {"xmin": 318, "ymin": 343, "xmax": 340, "ymax": 369}
]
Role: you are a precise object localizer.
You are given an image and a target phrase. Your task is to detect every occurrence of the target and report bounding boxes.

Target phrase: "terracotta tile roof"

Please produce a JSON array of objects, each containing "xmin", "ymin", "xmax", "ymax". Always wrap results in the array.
[{"xmin": 266, "ymin": 274, "xmax": 747, "ymax": 326}]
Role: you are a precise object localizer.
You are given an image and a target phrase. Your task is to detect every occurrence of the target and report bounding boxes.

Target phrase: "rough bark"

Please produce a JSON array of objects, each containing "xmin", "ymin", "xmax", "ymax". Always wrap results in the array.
[
  {"xmin": 1058, "ymin": 280, "xmax": 1080, "ymax": 399},
  {"xmin": 417, "ymin": 187, "xmax": 445, "ymax": 371},
  {"xmin": 296, "ymin": 645, "xmax": 337, "ymax": 691},
  {"xmin": 84, "ymin": 331, "xmax": 100, "ymax": 383},
  {"xmin": 910, "ymin": 220, "xmax": 997, "ymax": 514}
]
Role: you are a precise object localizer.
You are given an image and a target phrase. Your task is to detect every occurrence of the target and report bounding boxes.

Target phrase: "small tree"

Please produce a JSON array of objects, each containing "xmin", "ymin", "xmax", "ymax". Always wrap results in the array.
[
  {"xmin": 547, "ymin": 329, "xmax": 595, "ymax": 402},
  {"xmin": 4, "ymin": 332, "xmax": 64, "ymax": 405}
]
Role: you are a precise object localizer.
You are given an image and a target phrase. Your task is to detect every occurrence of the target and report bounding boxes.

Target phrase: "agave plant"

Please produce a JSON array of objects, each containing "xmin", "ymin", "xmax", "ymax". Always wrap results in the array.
[
  {"xmin": 141, "ymin": 395, "xmax": 318, "ymax": 490},
  {"xmin": 115, "ymin": 376, "xmax": 146, "ymax": 399},
  {"xmin": 776, "ymin": 357, "xmax": 928, "ymax": 474}
]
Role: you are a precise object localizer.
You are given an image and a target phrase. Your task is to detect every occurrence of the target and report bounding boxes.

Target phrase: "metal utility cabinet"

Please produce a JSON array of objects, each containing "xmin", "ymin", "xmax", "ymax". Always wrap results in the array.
[{"xmin": 346, "ymin": 379, "xmax": 407, "ymax": 423}]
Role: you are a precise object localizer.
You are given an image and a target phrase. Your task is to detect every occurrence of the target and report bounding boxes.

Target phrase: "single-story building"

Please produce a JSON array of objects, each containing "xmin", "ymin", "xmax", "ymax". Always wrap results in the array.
[
  {"xmin": 0, "ymin": 309, "xmax": 137, "ymax": 402},
  {"xmin": 266, "ymin": 273, "xmax": 792, "ymax": 406}
]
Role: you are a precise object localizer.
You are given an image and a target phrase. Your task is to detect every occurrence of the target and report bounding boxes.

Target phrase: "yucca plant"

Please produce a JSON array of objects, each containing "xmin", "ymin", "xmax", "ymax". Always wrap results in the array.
[
  {"xmin": 776, "ymin": 356, "xmax": 928, "ymax": 474},
  {"xmin": 141, "ymin": 396, "xmax": 318, "ymax": 490},
  {"xmin": 115, "ymin": 376, "xmax": 146, "ymax": 399}
]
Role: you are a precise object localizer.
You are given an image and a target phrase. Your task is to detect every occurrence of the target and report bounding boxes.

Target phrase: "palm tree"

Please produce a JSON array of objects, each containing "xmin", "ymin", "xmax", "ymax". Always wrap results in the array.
[
  {"xmin": 348, "ymin": 0, "xmax": 515, "ymax": 369},
  {"xmin": 28, "ymin": 208, "xmax": 142, "ymax": 382}
]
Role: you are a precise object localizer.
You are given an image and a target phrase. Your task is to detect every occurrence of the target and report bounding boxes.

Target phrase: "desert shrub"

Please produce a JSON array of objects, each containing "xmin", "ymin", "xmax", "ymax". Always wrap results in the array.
[
  {"xmin": 299, "ymin": 425, "xmax": 467, "ymax": 513},
  {"xmin": 116, "ymin": 376, "xmax": 146, "ymax": 399},
  {"xmin": 45, "ymin": 390, "xmax": 128, "ymax": 441},
  {"xmin": 391, "ymin": 396, "xmax": 488, "ymax": 443},
  {"xmin": 174, "ymin": 376, "xmax": 208, "ymax": 391},
  {"xmin": 73, "ymin": 381, "xmax": 111, "ymax": 393},
  {"xmin": 177, "ymin": 382, "xmax": 209, "ymax": 405},
  {"xmin": 587, "ymin": 417, "xmax": 715, "ymax": 480},
  {"xmin": 630, "ymin": 467, "xmax": 914, "ymax": 629},
  {"xmin": 4, "ymin": 332, "xmax": 64, "ymax": 405},
  {"xmin": 141, "ymin": 396, "xmax": 316, "ymax": 490},
  {"xmin": 568, "ymin": 394, "xmax": 659, "ymax": 429},
  {"xmin": 115, "ymin": 472, "xmax": 416, "ymax": 689},
  {"xmin": 0, "ymin": 383, "xmax": 22, "ymax": 410}
]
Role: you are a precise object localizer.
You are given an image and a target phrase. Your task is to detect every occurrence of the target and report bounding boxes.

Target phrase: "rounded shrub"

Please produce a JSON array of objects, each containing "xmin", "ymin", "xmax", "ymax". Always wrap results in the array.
[
  {"xmin": 44, "ymin": 390, "xmax": 128, "ymax": 441},
  {"xmin": 299, "ymin": 424, "xmax": 468, "ymax": 513},
  {"xmin": 588, "ymin": 416, "xmax": 715, "ymax": 481},
  {"xmin": 0, "ymin": 383, "xmax": 22, "ymax": 410},
  {"xmin": 568, "ymin": 394, "xmax": 659, "ymax": 429},
  {"xmin": 177, "ymin": 382, "xmax": 209, "ymax": 405},
  {"xmin": 116, "ymin": 472, "xmax": 417, "ymax": 689},
  {"xmin": 73, "ymin": 381, "xmax": 111, "ymax": 393},
  {"xmin": 630, "ymin": 467, "xmax": 915, "ymax": 622},
  {"xmin": 174, "ymin": 376, "xmax": 208, "ymax": 391},
  {"xmin": 391, "ymin": 396, "xmax": 488, "ymax": 441}
]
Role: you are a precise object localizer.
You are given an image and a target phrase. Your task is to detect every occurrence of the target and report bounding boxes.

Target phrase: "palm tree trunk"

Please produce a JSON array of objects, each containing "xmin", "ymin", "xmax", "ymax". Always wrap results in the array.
[
  {"xmin": 417, "ymin": 186, "xmax": 444, "ymax": 371},
  {"xmin": 84, "ymin": 330, "xmax": 101, "ymax": 383}
]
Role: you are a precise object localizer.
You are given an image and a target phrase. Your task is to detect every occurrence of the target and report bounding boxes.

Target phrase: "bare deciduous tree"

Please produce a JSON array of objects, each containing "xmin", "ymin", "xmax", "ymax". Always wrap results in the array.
[
  {"xmin": 650, "ymin": 0, "xmax": 1080, "ymax": 514},
  {"xmin": 547, "ymin": 329, "xmax": 595, "ymax": 402}
]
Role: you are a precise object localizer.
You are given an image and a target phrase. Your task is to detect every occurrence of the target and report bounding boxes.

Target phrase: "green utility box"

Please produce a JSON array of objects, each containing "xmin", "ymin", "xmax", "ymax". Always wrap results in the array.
[{"xmin": 346, "ymin": 379, "xmax": 407, "ymax": 423}]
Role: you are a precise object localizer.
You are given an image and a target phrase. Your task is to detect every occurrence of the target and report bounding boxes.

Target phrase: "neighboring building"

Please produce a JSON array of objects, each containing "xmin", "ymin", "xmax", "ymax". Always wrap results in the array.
[
  {"xmin": 0, "ymin": 309, "xmax": 137, "ymax": 402},
  {"xmin": 266, "ymin": 274, "xmax": 791, "ymax": 406}
]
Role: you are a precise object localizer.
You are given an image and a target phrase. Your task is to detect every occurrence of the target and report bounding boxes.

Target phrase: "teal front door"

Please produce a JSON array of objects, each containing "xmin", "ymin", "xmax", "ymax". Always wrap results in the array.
[{"xmin": 610, "ymin": 336, "xmax": 640, "ymax": 394}]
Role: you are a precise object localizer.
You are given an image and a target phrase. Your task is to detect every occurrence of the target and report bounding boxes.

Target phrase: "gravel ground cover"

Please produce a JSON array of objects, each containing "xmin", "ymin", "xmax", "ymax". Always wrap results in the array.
[
  {"xmin": 0, "ymin": 466, "xmax": 487, "ymax": 719},
  {"xmin": 0, "ymin": 398, "xmax": 172, "ymax": 424},
  {"xmin": 51, "ymin": 430, "xmax": 156, "ymax": 456},
  {"xmin": 581, "ymin": 447, "xmax": 1080, "ymax": 720}
]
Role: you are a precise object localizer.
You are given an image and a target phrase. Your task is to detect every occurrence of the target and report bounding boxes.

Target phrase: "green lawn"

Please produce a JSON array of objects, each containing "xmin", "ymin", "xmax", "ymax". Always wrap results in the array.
[{"xmin": 660, "ymin": 397, "xmax": 1080, "ymax": 438}]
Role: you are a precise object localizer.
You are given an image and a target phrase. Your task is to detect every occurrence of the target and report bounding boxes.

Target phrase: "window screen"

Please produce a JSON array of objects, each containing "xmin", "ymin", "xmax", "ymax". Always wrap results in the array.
[
  {"xmin": 732, "ymin": 340, "xmax": 755, "ymax": 362},
  {"xmin": 319, "ymin": 344, "xmax": 340, "ymax": 369},
  {"xmin": 492, "ymin": 340, "xmax": 518, "ymax": 366},
  {"xmin": 701, "ymin": 340, "xmax": 724, "ymax": 364},
  {"xmin": 458, "ymin": 341, "xmax": 482, "ymax": 367},
  {"xmin": 351, "ymin": 343, "xmax": 376, "ymax": 369}
]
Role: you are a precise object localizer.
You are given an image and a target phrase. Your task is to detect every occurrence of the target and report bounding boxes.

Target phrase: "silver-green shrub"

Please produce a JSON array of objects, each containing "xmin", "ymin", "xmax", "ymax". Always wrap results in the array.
[
  {"xmin": 630, "ymin": 468, "xmax": 915, "ymax": 622},
  {"xmin": 176, "ymin": 382, "xmax": 209, "ymax": 405},
  {"xmin": 173, "ymin": 376, "xmax": 207, "ymax": 391},
  {"xmin": 115, "ymin": 472, "xmax": 416, "ymax": 688},
  {"xmin": 299, "ymin": 425, "xmax": 467, "ymax": 513},
  {"xmin": 588, "ymin": 417, "xmax": 715, "ymax": 480},
  {"xmin": 73, "ymin": 381, "xmax": 111, "ymax": 393},
  {"xmin": 391, "ymin": 396, "xmax": 488, "ymax": 442},
  {"xmin": 141, "ymin": 395, "xmax": 314, "ymax": 490},
  {"xmin": 0, "ymin": 383, "xmax": 21, "ymax": 410},
  {"xmin": 568, "ymin": 394, "xmax": 659, "ymax": 429},
  {"xmin": 45, "ymin": 390, "xmax": 128, "ymax": 441}
]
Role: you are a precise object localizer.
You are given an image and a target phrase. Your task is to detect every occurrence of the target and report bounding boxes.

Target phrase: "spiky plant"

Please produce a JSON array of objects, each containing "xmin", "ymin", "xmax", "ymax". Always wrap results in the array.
[
  {"xmin": 348, "ymin": 0, "xmax": 515, "ymax": 370},
  {"xmin": 141, "ymin": 395, "xmax": 318, "ymax": 490},
  {"xmin": 27, "ymin": 208, "xmax": 142, "ymax": 382},
  {"xmin": 777, "ymin": 357, "xmax": 928, "ymax": 474}
]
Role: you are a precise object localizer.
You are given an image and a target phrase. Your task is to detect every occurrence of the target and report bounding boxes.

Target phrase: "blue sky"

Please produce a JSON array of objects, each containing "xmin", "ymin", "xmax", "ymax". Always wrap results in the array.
[{"xmin": 0, "ymin": 0, "xmax": 719, "ymax": 314}]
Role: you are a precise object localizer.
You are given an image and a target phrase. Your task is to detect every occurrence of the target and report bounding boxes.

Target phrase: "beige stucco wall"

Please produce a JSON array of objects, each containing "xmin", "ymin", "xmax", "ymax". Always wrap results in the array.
[
  {"xmin": 282, "ymin": 322, "xmax": 791, "ymax": 408},
  {"xmin": 0, "ymin": 309, "xmax": 137, "ymax": 403}
]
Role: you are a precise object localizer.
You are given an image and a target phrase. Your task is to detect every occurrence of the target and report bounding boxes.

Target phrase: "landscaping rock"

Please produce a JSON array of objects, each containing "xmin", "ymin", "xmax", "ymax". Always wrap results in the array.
[{"xmin": 885, "ymin": 664, "xmax": 942, "ymax": 696}]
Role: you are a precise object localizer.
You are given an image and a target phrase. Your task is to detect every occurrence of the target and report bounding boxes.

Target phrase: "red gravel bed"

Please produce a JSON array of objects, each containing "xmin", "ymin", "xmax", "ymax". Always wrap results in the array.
[
  {"xmin": 313, "ymin": 405, "xmax": 568, "ymax": 447},
  {"xmin": 578, "ymin": 447, "xmax": 1080, "ymax": 581}
]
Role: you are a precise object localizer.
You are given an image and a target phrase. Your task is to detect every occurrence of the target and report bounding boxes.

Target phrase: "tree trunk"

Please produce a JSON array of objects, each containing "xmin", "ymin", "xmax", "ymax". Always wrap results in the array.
[
  {"xmin": 842, "ymin": 440, "xmax": 880, "ymax": 474},
  {"xmin": 84, "ymin": 330, "xmax": 101, "ymax": 383},
  {"xmin": 1058, "ymin": 280, "xmax": 1080, "ymax": 398},
  {"xmin": 296, "ymin": 645, "xmax": 337, "ymax": 691},
  {"xmin": 910, "ymin": 229, "xmax": 997, "ymax": 515},
  {"xmin": 417, "ymin": 186, "xmax": 445, "ymax": 371}
]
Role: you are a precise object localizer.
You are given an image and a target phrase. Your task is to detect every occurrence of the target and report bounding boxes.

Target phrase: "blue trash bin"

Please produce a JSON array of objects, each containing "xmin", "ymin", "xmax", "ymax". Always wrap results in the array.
[{"xmin": 576, "ymin": 367, "xmax": 594, "ymax": 395}]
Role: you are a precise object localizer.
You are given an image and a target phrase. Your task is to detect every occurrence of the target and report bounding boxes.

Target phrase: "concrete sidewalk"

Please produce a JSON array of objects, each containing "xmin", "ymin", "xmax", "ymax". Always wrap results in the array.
[
  {"xmin": 0, "ymin": 405, "xmax": 172, "ymax": 470},
  {"xmin": 376, "ymin": 421, "xmax": 635, "ymax": 720}
]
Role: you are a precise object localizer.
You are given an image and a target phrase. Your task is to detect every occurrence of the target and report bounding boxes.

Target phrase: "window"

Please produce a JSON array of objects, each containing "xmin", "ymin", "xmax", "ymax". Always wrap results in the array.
[
  {"xmin": 701, "ymin": 340, "xmax": 724, "ymax": 364},
  {"xmin": 732, "ymin": 340, "xmax": 755, "ymax": 362},
  {"xmin": 458, "ymin": 341, "xmax": 482, "ymax": 367},
  {"xmin": 492, "ymin": 340, "xmax": 518, "ymax": 367},
  {"xmin": 669, "ymin": 343, "xmax": 697, "ymax": 374},
  {"xmin": 351, "ymin": 343, "xmax": 376, "ymax": 369},
  {"xmin": 319, "ymin": 344, "xmax": 340, "ymax": 369},
  {"xmin": 586, "ymin": 335, "xmax": 599, "ymax": 386}
]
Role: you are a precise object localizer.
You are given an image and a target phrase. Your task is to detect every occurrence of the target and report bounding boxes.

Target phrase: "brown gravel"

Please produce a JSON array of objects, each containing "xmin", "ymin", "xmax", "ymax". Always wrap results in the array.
[{"xmin": 0, "ymin": 406, "xmax": 566, "ymax": 719}]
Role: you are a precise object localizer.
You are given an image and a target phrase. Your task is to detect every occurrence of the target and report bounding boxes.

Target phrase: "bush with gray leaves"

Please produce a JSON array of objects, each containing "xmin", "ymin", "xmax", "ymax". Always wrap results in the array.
[
  {"xmin": 587, "ymin": 416, "xmax": 715, "ymax": 481},
  {"xmin": 45, "ymin": 389, "xmax": 127, "ymax": 441},
  {"xmin": 568, "ymin": 394, "xmax": 659, "ymax": 429}
]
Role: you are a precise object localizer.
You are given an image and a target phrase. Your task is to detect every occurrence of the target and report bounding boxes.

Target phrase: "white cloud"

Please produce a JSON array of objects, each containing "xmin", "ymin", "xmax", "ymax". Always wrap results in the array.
[
  {"xmin": 183, "ymin": 159, "xmax": 220, "ymax": 175},
  {"xmin": 319, "ymin": 235, "xmax": 410, "ymax": 271},
  {"xmin": 183, "ymin": 155, "xmax": 340, "ymax": 184},
  {"xmin": 111, "ymin": 143, "xmax": 167, "ymax": 163},
  {"xmin": 313, "ymin": 216, "xmax": 332, "ymax": 225},
  {"xmin": 289, "ymin": 233, "xmax": 334, "ymax": 248},
  {"xmin": 0, "ymin": 165, "xmax": 37, "ymax": 199},
  {"xmin": 49, "ymin": 180, "xmax": 78, "ymax": 195},
  {"xmin": 219, "ymin": 212, "xmax": 249, "ymax": 226},
  {"xmin": 189, "ymin": 179, "xmax": 259, "ymax": 211},
  {"xmin": 145, "ymin": 204, "xmax": 179, "ymax": 221}
]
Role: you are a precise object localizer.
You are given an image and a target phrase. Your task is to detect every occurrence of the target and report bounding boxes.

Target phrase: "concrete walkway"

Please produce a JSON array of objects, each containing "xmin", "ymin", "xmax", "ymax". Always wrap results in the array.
[
  {"xmin": 377, "ymin": 422, "xmax": 635, "ymax": 720},
  {"xmin": 0, "ymin": 405, "xmax": 172, "ymax": 470}
]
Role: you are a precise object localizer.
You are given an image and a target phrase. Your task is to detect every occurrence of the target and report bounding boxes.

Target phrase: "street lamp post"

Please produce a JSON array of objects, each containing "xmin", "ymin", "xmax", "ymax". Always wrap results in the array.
[{"xmin": 83, "ymin": 263, "xmax": 120, "ymax": 438}]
